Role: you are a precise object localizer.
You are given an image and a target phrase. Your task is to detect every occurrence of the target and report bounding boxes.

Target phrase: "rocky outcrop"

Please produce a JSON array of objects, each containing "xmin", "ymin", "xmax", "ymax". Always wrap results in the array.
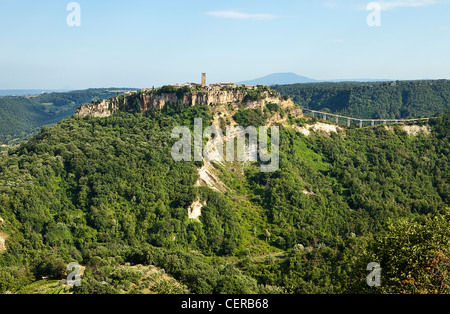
[
  {"xmin": 76, "ymin": 99, "xmax": 117, "ymax": 117},
  {"xmin": 400, "ymin": 124, "xmax": 431, "ymax": 136},
  {"xmin": 140, "ymin": 90, "xmax": 293, "ymax": 111},
  {"xmin": 0, "ymin": 232, "xmax": 7, "ymax": 253},
  {"xmin": 75, "ymin": 87, "xmax": 302, "ymax": 118},
  {"xmin": 195, "ymin": 160, "xmax": 227, "ymax": 193},
  {"xmin": 187, "ymin": 199, "xmax": 206, "ymax": 221},
  {"xmin": 293, "ymin": 122, "xmax": 343, "ymax": 136},
  {"xmin": 0, "ymin": 216, "xmax": 7, "ymax": 253}
]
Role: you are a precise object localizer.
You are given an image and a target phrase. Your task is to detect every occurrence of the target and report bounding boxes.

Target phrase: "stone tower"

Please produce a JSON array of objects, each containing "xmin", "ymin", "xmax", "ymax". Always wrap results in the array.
[{"xmin": 202, "ymin": 73, "xmax": 206, "ymax": 86}]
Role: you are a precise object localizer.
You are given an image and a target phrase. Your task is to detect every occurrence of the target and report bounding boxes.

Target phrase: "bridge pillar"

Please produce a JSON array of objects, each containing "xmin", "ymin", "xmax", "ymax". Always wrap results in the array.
[
  {"xmin": 311, "ymin": 111, "xmax": 314, "ymax": 117},
  {"xmin": 371, "ymin": 120, "xmax": 374, "ymax": 126},
  {"xmin": 347, "ymin": 119, "xmax": 351, "ymax": 127},
  {"xmin": 359, "ymin": 120, "xmax": 363, "ymax": 128},
  {"xmin": 323, "ymin": 114, "xmax": 327, "ymax": 121},
  {"xmin": 336, "ymin": 116, "xmax": 339, "ymax": 124},
  {"xmin": 384, "ymin": 120, "xmax": 387, "ymax": 125}
]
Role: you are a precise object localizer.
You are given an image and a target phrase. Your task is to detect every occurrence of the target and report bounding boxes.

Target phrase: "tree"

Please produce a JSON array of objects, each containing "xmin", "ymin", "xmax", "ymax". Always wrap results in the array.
[{"xmin": 352, "ymin": 209, "xmax": 450, "ymax": 294}]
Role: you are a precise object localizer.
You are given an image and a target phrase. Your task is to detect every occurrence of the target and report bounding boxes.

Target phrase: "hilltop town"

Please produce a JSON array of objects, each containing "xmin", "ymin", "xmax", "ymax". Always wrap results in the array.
[
  {"xmin": 76, "ymin": 73, "xmax": 301, "ymax": 118},
  {"xmin": 142, "ymin": 73, "xmax": 264, "ymax": 92}
]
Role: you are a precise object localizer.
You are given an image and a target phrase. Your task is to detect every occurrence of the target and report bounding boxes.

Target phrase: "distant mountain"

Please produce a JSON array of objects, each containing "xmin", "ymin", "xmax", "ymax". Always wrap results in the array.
[
  {"xmin": 237, "ymin": 73, "xmax": 394, "ymax": 86},
  {"xmin": 237, "ymin": 72, "xmax": 317, "ymax": 86}
]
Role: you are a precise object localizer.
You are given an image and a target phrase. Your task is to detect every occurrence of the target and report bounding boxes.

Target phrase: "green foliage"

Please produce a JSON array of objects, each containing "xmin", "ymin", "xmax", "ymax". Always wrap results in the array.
[
  {"xmin": 156, "ymin": 85, "xmax": 178, "ymax": 95},
  {"xmin": 273, "ymin": 80, "xmax": 450, "ymax": 119},
  {"xmin": 0, "ymin": 93, "xmax": 448, "ymax": 294},
  {"xmin": 0, "ymin": 89, "xmax": 136, "ymax": 145},
  {"xmin": 233, "ymin": 103, "xmax": 286, "ymax": 128},
  {"xmin": 31, "ymin": 253, "xmax": 67, "ymax": 280},
  {"xmin": 350, "ymin": 209, "xmax": 450, "ymax": 294},
  {"xmin": 253, "ymin": 116, "xmax": 449, "ymax": 252},
  {"xmin": 243, "ymin": 89, "xmax": 264, "ymax": 102},
  {"xmin": 176, "ymin": 86, "xmax": 192, "ymax": 100},
  {"xmin": 233, "ymin": 108, "xmax": 266, "ymax": 127},
  {"xmin": 0, "ymin": 267, "xmax": 35, "ymax": 294}
]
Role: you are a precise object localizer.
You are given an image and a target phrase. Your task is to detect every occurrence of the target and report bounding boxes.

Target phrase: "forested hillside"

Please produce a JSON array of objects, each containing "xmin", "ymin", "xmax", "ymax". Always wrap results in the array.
[
  {"xmin": 272, "ymin": 80, "xmax": 450, "ymax": 119},
  {"xmin": 0, "ymin": 100, "xmax": 448, "ymax": 294},
  {"xmin": 0, "ymin": 89, "xmax": 136, "ymax": 146}
]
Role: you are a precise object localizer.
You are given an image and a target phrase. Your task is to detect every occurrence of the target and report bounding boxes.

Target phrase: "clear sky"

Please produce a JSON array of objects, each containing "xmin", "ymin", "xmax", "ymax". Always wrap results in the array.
[{"xmin": 0, "ymin": 0, "xmax": 449, "ymax": 89}]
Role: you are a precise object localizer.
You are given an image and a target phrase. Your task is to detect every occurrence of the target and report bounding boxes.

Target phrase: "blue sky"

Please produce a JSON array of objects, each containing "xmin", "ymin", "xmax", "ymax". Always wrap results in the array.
[{"xmin": 0, "ymin": 0, "xmax": 449, "ymax": 89}]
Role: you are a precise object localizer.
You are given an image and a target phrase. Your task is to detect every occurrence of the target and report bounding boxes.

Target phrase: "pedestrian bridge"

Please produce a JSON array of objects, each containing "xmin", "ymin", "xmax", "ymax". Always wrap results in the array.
[{"xmin": 302, "ymin": 108, "xmax": 433, "ymax": 128}]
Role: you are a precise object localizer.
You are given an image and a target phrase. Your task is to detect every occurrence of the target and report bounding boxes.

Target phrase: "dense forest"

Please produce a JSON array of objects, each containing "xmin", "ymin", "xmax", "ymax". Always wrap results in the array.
[
  {"xmin": 0, "ymin": 97, "xmax": 448, "ymax": 294},
  {"xmin": 272, "ymin": 80, "xmax": 450, "ymax": 119},
  {"xmin": 0, "ymin": 88, "xmax": 136, "ymax": 146},
  {"xmin": 3, "ymin": 80, "xmax": 447, "ymax": 146}
]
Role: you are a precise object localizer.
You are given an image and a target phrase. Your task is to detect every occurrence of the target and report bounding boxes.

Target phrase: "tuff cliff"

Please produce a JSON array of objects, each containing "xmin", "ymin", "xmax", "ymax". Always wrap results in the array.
[
  {"xmin": 76, "ymin": 98, "xmax": 117, "ymax": 117},
  {"xmin": 75, "ymin": 85, "xmax": 302, "ymax": 118}
]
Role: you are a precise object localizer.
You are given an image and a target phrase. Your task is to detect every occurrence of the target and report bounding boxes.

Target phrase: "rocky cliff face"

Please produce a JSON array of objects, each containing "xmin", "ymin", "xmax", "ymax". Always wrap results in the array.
[
  {"xmin": 140, "ymin": 89, "xmax": 289, "ymax": 111},
  {"xmin": 76, "ymin": 88, "xmax": 300, "ymax": 117},
  {"xmin": 76, "ymin": 98, "xmax": 119, "ymax": 117}
]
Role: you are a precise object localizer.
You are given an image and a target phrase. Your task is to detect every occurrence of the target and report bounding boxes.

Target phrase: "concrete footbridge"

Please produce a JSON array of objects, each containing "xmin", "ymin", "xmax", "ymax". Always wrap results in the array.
[{"xmin": 302, "ymin": 108, "xmax": 434, "ymax": 128}]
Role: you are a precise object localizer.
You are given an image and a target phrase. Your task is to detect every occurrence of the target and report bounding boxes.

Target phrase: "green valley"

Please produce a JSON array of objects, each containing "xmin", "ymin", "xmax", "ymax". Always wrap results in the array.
[
  {"xmin": 0, "ymin": 89, "xmax": 137, "ymax": 146},
  {"xmin": 0, "ymin": 84, "xmax": 448, "ymax": 294},
  {"xmin": 272, "ymin": 80, "xmax": 450, "ymax": 119}
]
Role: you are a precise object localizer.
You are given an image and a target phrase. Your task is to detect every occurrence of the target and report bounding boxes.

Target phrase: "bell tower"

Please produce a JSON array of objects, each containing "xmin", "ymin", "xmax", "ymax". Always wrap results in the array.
[{"xmin": 201, "ymin": 73, "xmax": 206, "ymax": 86}]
